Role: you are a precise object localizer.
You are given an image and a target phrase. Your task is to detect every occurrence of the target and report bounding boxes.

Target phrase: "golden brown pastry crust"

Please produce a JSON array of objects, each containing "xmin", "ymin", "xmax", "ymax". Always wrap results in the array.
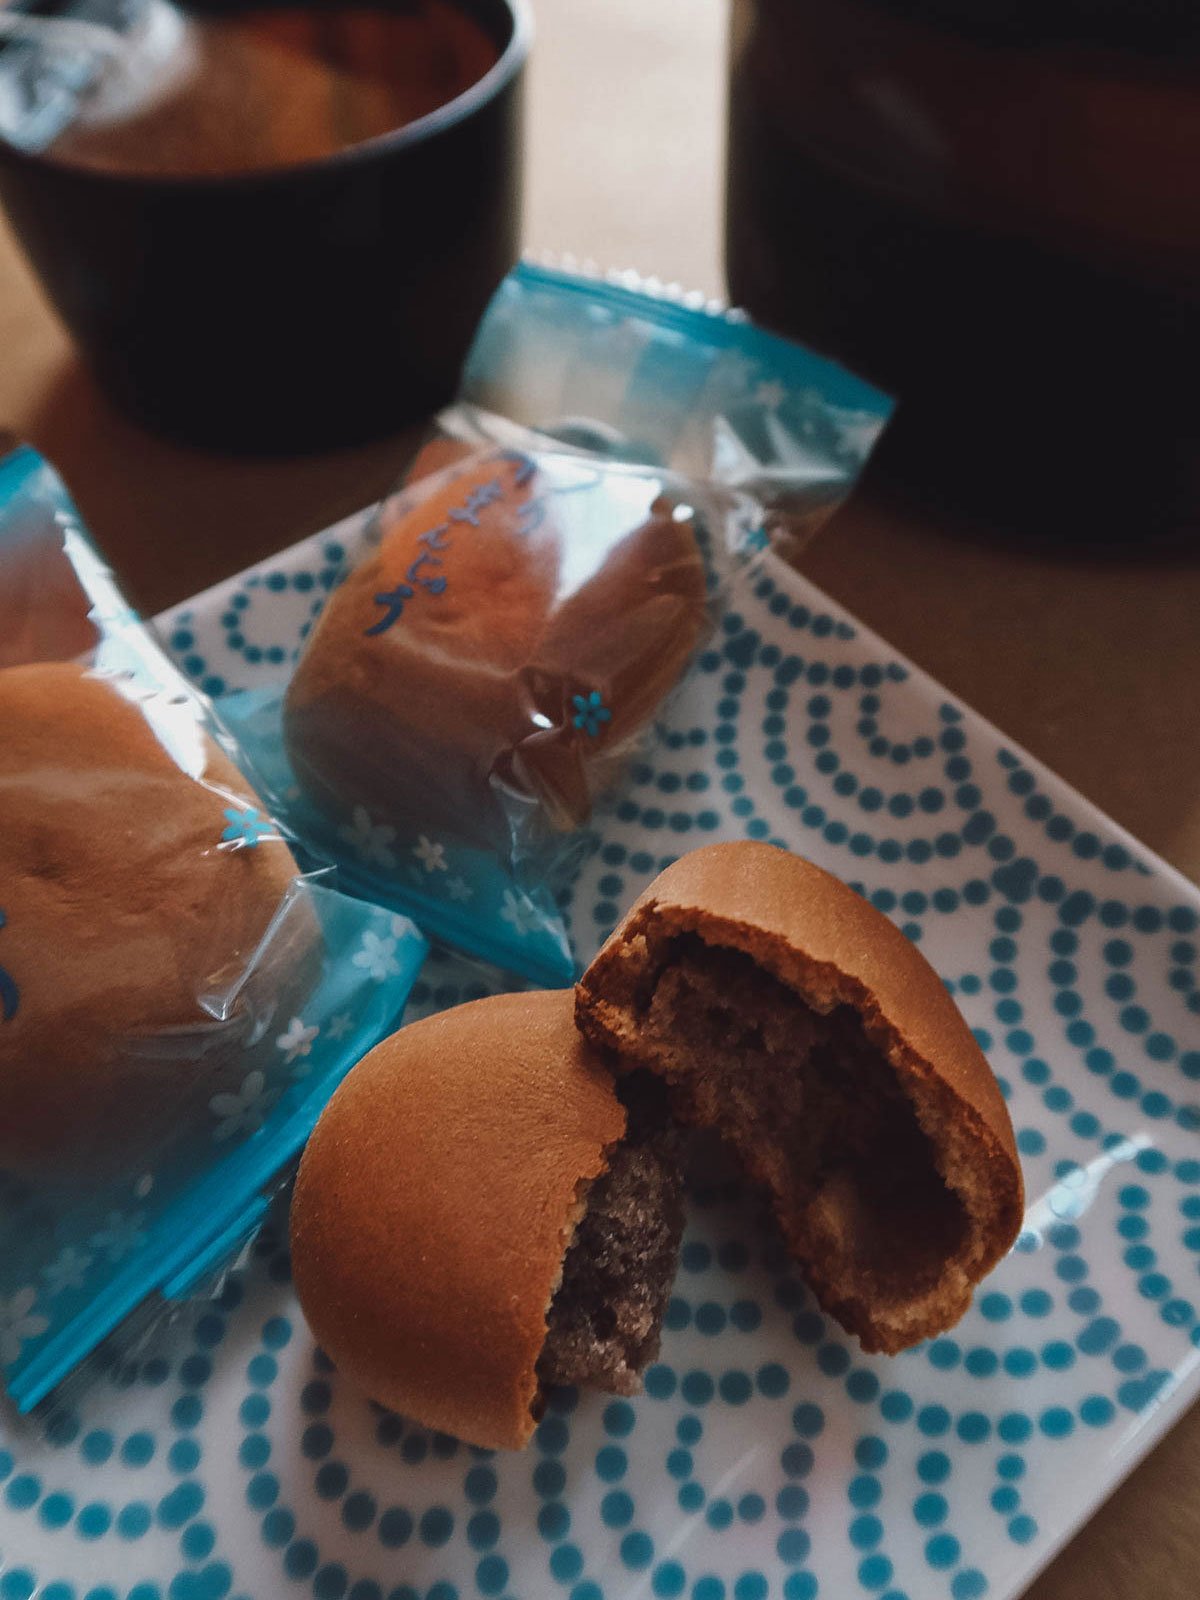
[
  {"xmin": 289, "ymin": 990, "xmax": 627, "ymax": 1451},
  {"xmin": 576, "ymin": 841, "xmax": 1024, "ymax": 1352},
  {"xmin": 0, "ymin": 661, "xmax": 300, "ymax": 1173},
  {"xmin": 282, "ymin": 448, "xmax": 707, "ymax": 852}
]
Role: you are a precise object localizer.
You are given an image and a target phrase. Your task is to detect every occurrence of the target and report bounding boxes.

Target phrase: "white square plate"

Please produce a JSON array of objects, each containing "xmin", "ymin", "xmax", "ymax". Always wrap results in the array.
[{"xmin": 3, "ymin": 485, "xmax": 1197, "ymax": 1600}]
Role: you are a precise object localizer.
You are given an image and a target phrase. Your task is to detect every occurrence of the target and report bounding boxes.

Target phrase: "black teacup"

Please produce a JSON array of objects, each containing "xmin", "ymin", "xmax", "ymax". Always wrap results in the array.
[{"xmin": 0, "ymin": 0, "xmax": 530, "ymax": 453}]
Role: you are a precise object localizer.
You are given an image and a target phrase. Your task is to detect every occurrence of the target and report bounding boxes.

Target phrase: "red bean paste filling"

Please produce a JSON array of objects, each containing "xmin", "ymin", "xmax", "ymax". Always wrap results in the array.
[
  {"xmin": 628, "ymin": 934, "xmax": 968, "ymax": 1300},
  {"xmin": 539, "ymin": 1076, "xmax": 684, "ymax": 1395}
]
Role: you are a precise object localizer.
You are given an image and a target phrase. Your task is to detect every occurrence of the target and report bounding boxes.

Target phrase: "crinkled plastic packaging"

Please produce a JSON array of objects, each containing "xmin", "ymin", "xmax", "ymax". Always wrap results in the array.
[
  {"xmin": 225, "ymin": 263, "xmax": 892, "ymax": 983},
  {"xmin": 463, "ymin": 262, "xmax": 891, "ymax": 534},
  {"xmin": 0, "ymin": 444, "xmax": 428, "ymax": 1414},
  {"xmin": 0, "ymin": 0, "xmax": 183, "ymax": 157},
  {"xmin": 225, "ymin": 442, "xmax": 758, "ymax": 982}
]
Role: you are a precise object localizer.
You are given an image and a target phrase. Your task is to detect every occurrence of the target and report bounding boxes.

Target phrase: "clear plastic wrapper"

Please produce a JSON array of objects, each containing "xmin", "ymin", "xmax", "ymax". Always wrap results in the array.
[
  {"xmin": 221, "ymin": 267, "xmax": 890, "ymax": 982},
  {"xmin": 0, "ymin": 443, "xmax": 428, "ymax": 1413},
  {"xmin": 461, "ymin": 261, "xmax": 892, "ymax": 542},
  {"xmin": 223, "ymin": 438, "xmax": 762, "ymax": 983},
  {"xmin": 0, "ymin": 0, "xmax": 181, "ymax": 156}
]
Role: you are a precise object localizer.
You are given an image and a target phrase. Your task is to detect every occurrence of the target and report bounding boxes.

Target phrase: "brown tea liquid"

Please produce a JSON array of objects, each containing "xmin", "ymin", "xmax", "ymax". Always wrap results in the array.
[{"xmin": 48, "ymin": 1, "xmax": 500, "ymax": 176}]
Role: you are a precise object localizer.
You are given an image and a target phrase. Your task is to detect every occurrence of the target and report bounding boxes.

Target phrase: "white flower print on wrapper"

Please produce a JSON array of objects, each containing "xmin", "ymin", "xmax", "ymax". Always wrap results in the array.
[
  {"xmin": 337, "ymin": 805, "xmax": 397, "ymax": 871},
  {"xmin": 41, "ymin": 1245, "xmax": 92, "ymax": 1297},
  {"xmin": 0, "ymin": 1287, "xmax": 48, "ymax": 1365},
  {"xmin": 326, "ymin": 1012, "xmax": 354, "ymax": 1042},
  {"xmin": 352, "ymin": 930, "xmax": 402, "ymax": 983},
  {"xmin": 446, "ymin": 876, "xmax": 473, "ymax": 903},
  {"xmin": 209, "ymin": 1070, "xmax": 278, "ymax": 1143},
  {"xmin": 412, "ymin": 835, "xmax": 448, "ymax": 873},
  {"xmin": 499, "ymin": 888, "xmax": 540, "ymax": 938},
  {"xmin": 720, "ymin": 351, "xmax": 760, "ymax": 393},
  {"xmin": 753, "ymin": 378, "xmax": 787, "ymax": 410},
  {"xmin": 90, "ymin": 1210, "xmax": 147, "ymax": 1264},
  {"xmin": 276, "ymin": 1016, "xmax": 319, "ymax": 1066}
]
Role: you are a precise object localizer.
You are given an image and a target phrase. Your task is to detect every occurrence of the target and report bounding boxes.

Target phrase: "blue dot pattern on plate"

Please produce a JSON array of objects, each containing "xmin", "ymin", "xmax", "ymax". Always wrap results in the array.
[{"xmin": 2, "ymin": 520, "xmax": 1198, "ymax": 1600}]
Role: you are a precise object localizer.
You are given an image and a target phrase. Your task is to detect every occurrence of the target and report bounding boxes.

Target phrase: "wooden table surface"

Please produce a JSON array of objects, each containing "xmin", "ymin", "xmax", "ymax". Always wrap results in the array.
[{"xmin": 2, "ymin": 1, "xmax": 1198, "ymax": 1594}]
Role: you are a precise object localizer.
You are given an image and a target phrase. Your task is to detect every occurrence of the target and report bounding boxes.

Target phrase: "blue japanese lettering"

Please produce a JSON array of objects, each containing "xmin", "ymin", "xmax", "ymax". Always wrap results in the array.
[
  {"xmin": 365, "ymin": 473, "xmax": 510, "ymax": 636},
  {"xmin": 500, "ymin": 450, "xmax": 537, "ymax": 487},
  {"xmin": 406, "ymin": 549, "xmax": 442, "ymax": 584},
  {"xmin": 448, "ymin": 478, "xmax": 504, "ymax": 528},
  {"xmin": 365, "ymin": 581, "xmax": 415, "ymax": 635}
]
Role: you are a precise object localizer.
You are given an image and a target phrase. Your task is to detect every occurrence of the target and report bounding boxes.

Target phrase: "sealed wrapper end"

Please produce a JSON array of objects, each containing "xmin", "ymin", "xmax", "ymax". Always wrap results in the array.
[
  {"xmin": 0, "ymin": 445, "xmax": 430, "ymax": 1415},
  {"xmin": 576, "ymin": 842, "xmax": 1024, "ymax": 1353},
  {"xmin": 290, "ymin": 991, "xmax": 685, "ymax": 1451},
  {"xmin": 463, "ymin": 264, "xmax": 894, "ymax": 523},
  {"xmin": 283, "ymin": 446, "xmax": 709, "ymax": 858}
]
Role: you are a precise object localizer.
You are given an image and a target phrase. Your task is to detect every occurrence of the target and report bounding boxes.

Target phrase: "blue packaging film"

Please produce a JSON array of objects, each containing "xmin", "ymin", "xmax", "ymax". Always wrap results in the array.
[
  {"xmin": 0, "ymin": 443, "xmax": 429, "ymax": 1413},
  {"xmin": 462, "ymin": 262, "xmax": 892, "ymax": 514},
  {"xmin": 220, "ymin": 263, "xmax": 892, "ymax": 986},
  {"xmin": 218, "ymin": 679, "xmax": 582, "ymax": 988}
]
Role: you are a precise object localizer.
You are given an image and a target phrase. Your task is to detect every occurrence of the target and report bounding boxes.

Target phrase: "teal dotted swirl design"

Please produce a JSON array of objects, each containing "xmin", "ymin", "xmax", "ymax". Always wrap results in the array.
[
  {"xmin": 2, "ymin": 532, "xmax": 1197, "ymax": 1600},
  {"xmin": 165, "ymin": 538, "xmax": 349, "ymax": 701}
]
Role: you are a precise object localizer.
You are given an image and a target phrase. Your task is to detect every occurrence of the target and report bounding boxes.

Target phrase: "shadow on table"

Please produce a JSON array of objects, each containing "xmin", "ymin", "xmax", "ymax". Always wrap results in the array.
[
  {"xmin": 23, "ymin": 357, "xmax": 425, "ymax": 615},
  {"xmin": 867, "ymin": 382, "xmax": 1200, "ymax": 558}
]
